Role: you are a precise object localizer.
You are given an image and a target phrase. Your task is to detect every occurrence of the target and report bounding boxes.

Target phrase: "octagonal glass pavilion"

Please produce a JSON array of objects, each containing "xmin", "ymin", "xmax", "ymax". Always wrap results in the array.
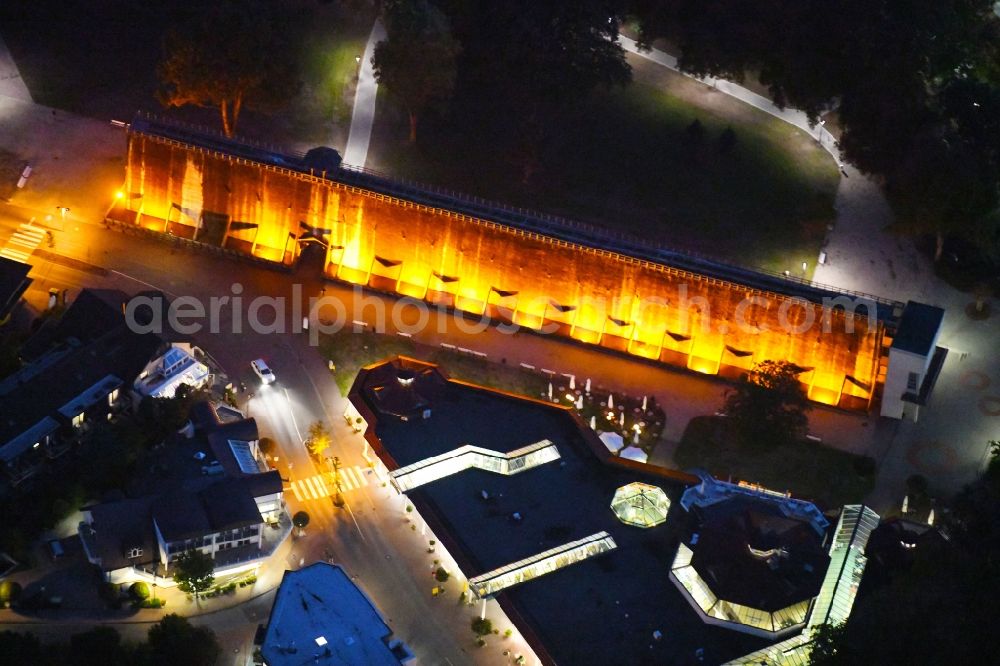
[{"xmin": 611, "ymin": 482, "xmax": 670, "ymax": 528}]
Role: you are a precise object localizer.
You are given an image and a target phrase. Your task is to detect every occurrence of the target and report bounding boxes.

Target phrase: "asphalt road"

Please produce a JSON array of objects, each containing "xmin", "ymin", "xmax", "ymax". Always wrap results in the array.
[{"xmin": 0, "ymin": 204, "xmax": 529, "ymax": 665}]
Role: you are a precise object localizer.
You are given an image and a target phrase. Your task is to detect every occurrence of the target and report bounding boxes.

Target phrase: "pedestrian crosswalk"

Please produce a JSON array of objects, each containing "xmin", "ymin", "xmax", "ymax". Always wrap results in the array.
[
  {"xmin": 288, "ymin": 465, "xmax": 373, "ymax": 501},
  {"xmin": 0, "ymin": 219, "xmax": 45, "ymax": 263}
]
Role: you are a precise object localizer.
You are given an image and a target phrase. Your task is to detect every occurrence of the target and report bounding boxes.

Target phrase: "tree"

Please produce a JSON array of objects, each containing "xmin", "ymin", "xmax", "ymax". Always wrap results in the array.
[
  {"xmin": 0, "ymin": 581, "xmax": 21, "ymax": 608},
  {"xmin": 471, "ymin": 616, "xmax": 493, "ymax": 636},
  {"xmin": 157, "ymin": 1, "xmax": 300, "ymax": 137},
  {"xmin": 69, "ymin": 626, "xmax": 131, "ymax": 666},
  {"xmin": 172, "ymin": 550, "xmax": 215, "ymax": 599},
  {"xmin": 0, "ymin": 631, "xmax": 43, "ymax": 663},
  {"xmin": 330, "ymin": 456, "xmax": 345, "ymax": 507},
  {"xmin": 632, "ymin": 1, "xmax": 1000, "ymax": 261},
  {"xmin": 258, "ymin": 437, "xmax": 276, "ymax": 457},
  {"xmin": 806, "ymin": 622, "xmax": 851, "ymax": 664},
  {"xmin": 293, "ymin": 510, "xmax": 310, "ymax": 535},
  {"xmin": 723, "ymin": 360, "xmax": 810, "ymax": 448},
  {"xmin": 373, "ymin": 0, "xmax": 461, "ymax": 143},
  {"xmin": 717, "ymin": 126, "xmax": 737, "ymax": 154},
  {"xmin": 804, "ymin": 442, "xmax": 1000, "ymax": 664},
  {"xmin": 307, "ymin": 421, "xmax": 332, "ymax": 458},
  {"xmin": 439, "ymin": 0, "xmax": 631, "ymax": 181},
  {"xmin": 144, "ymin": 614, "xmax": 221, "ymax": 666}
]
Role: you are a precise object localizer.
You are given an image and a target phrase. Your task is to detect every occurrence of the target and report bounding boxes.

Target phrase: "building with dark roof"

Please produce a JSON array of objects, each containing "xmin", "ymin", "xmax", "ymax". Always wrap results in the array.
[
  {"xmin": 881, "ymin": 301, "xmax": 947, "ymax": 420},
  {"xmin": 670, "ymin": 477, "xmax": 832, "ymax": 638},
  {"xmin": 260, "ymin": 563, "xmax": 414, "ymax": 666},
  {"xmin": 0, "ymin": 289, "xmax": 166, "ymax": 485},
  {"xmin": 349, "ymin": 357, "xmax": 879, "ymax": 665},
  {"xmin": 81, "ymin": 470, "xmax": 286, "ymax": 585},
  {"xmin": 0, "ymin": 255, "xmax": 31, "ymax": 323},
  {"xmin": 188, "ymin": 400, "xmax": 272, "ymax": 478}
]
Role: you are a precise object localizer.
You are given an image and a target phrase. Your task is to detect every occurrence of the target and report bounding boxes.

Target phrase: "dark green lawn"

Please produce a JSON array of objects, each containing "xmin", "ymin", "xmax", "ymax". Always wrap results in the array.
[
  {"xmin": 674, "ymin": 416, "xmax": 874, "ymax": 509},
  {"xmin": 374, "ymin": 79, "xmax": 838, "ymax": 275}
]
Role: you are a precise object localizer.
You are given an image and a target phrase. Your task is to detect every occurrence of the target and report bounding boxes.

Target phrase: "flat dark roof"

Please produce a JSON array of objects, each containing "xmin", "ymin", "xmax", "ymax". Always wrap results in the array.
[
  {"xmin": 0, "ymin": 256, "xmax": 31, "ymax": 320},
  {"xmin": 351, "ymin": 358, "xmax": 772, "ymax": 665},
  {"xmin": 891, "ymin": 301, "xmax": 945, "ymax": 356},
  {"xmin": 0, "ymin": 324, "xmax": 162, "ymax": 447},
  {"xmin": 261, "ymin": 563, "xmax": 401, "ymax": 666}
]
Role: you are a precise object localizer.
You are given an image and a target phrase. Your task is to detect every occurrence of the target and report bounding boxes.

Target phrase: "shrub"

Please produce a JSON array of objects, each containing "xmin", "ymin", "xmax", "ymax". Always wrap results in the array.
[
  {"xmin": 476, "ymin": 638, "xmax": 487, "ymax": 648},
  {"xmin": 906, "ymin": 474, "xmax": 929, "ymax": 496},
  {"xmin": 129, "ymin": 582, "xmax": 151, "ymax": 600},
  {"xmin": 685, "ymin": 118, "xmax": 706, "ymax": 143},
  {"xmin": 471, "ymin": 617, "xmax": 493, "ymax": 636},
  {"xmin": 405, "ymin": 505, "xmax": 413, "ymax": 513},
  {"xmin": 435, "ymin": 567, "xmax": 450, "ymax": 583},
  {"xmin": 98, "ymin": 582, "xmax": 120, "ymax": 602},
  {"xmin": 504, "ymin": 628, "xmax": 513, "ymax": 638},
  {"xmin": 853, "ymin": 455, "xmax": 877, "ymax": 477},
  {"xmin": 0, "ymin": 580, "xmax": 22, "ymax": 606},
  {"xmin": 718, "ymin": 126, "xmax": 738, "ymax": 153}
]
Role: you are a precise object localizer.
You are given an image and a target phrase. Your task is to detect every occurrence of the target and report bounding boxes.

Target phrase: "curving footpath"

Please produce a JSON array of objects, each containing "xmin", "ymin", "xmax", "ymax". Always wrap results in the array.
[
  {"xmin": 617, "ymin": 36, "xmax": 840, "ymax": 163},
  {"xmin": 615, "ymin": 35, "xmax": 1000, "ymax": 512},
  {"xmin": 342, "ymin": 19, "xmax": 386, "ymax": 168}
]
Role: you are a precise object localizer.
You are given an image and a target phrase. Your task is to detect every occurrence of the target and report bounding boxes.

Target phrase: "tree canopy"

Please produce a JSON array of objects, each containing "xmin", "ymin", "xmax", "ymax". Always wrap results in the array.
[
  {"xmin": 307, "ymin": 420, "xmax": 332, "ymax": 458},
  {"xmin": 373, "ymin": 0, "xmax": 461, "ymax": 143},
  {"xmin": 723, "ymin": 360, "xmax": 810, "ymax": 448},
  {"xmin": 443, "ymin": 0, "xmax": 632, "ymax": 180},
  {"xmin": 0, "ymin": 619, "xmax": 220, "ymax": 666},
  {"xmin": 144, "ymin": 614, "xmax": 221, "ymax": 666},
  {"xmin": 807, "ymin": 442, "xmax": 1000, "ymax": 663},
  {"xmin": 632, "ymin": 0, "xmax": 1000, "ymax": 260},
  {"xmin": 157, "ymin": 0, "xmax": 300, "ymax": 136},
  {"xmin": 172, "ymin": 549, "xmax": 215, "ymax": 597}
]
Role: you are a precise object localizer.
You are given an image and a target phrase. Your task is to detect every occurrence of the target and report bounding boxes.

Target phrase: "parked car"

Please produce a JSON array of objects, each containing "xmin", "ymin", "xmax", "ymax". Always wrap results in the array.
[{"xmin": 251, "ymin": 359, "xmax": 276, "ymax": 385}]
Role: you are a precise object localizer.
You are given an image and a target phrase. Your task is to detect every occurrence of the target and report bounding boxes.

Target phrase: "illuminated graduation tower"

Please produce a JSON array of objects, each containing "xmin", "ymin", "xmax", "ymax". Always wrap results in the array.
[{"xmin": 118, "ymin": 114, "xmax": 939, "ymax": 416}]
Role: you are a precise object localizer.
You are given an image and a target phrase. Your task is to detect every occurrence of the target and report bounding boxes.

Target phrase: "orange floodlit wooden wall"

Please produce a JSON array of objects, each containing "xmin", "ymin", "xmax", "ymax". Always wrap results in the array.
[{"xmin": 125, "ymin": 132, "xmax": 884, "ymax": 409}]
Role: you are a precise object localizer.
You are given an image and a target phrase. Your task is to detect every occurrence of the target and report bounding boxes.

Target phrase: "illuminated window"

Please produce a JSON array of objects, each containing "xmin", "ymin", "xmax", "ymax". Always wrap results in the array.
[
  {"xmin": 610, "ymin": 482, "xmax": 670, "ymax": 528},
  {"xmin": 468, "ymin": 532, "xmax": 617, "ymax": 598},
  {"xmin": 108, "ymin": 388, "xmax": 120, "ymax": 406},
  {"xmin": 72, "ymin": 413, "xmax": 85, "ymax": 428}
]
